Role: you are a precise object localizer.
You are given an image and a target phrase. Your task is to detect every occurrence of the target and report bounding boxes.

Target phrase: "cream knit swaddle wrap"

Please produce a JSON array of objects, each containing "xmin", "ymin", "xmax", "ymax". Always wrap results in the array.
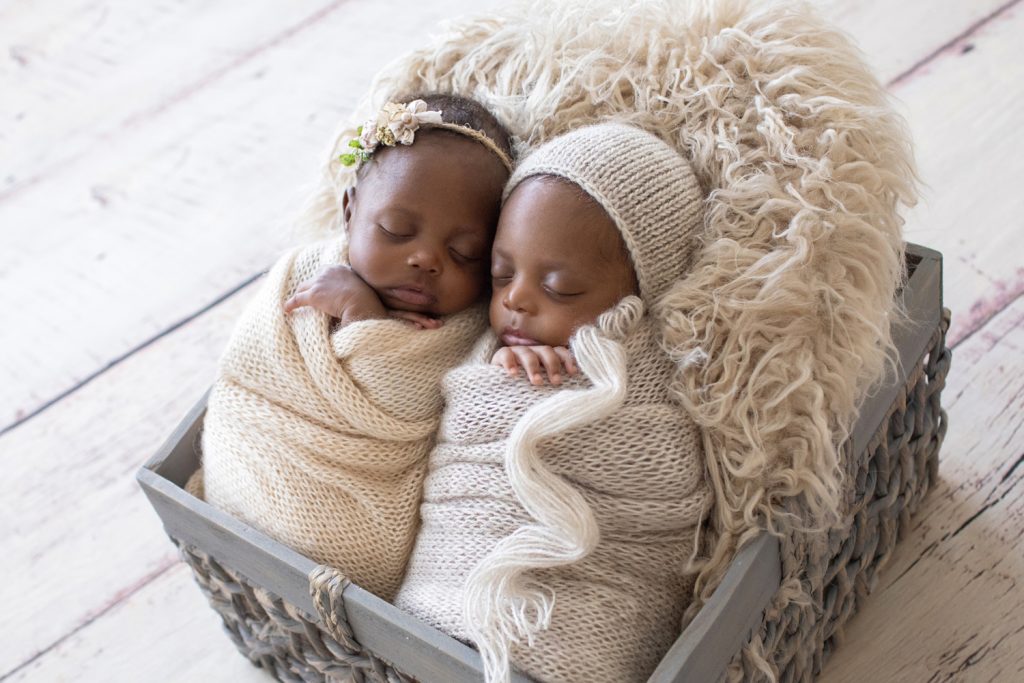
[
  {"xmin": 394, "ymin": 298, "xmax": 711, "ymax": 683},
  {"xmin": 199, "ymin": 238, "xmax": 486, "ymax": 600}
]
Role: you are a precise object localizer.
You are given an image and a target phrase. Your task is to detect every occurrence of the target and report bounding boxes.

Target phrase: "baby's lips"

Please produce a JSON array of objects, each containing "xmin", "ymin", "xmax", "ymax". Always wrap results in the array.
[
  {"xmin": 500, "ymin": 329, "xmax": 541, "ymax": 346},
  {"xmin": 386, "ymin": 285, "xmax": 437, "ymax": 307}
]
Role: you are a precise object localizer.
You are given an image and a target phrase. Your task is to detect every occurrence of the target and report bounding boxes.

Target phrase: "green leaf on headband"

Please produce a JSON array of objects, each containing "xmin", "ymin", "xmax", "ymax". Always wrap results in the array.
[
  {"xmin": 338, "ymin": 153, "xmax": 357, "ymax": 166},
  {"xmin": 348, "ymin": 139, "xmax": 363, "ymax": 149},
  {"xmin": 356, "ymin": 125, "xmax": 363, "ymax": 136}
]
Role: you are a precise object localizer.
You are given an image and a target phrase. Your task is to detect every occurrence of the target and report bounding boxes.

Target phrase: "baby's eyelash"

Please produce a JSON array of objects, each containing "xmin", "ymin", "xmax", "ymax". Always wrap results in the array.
[
  {"xmin": 450, "ymin": 249, "xmax": 481, "ymax": 264},
  {"xmin": 544, "ymin": 286, "xmax": 583, "ymax": 298},
  {"xmin": 377, "ymin": 224, "xmax": 411, "ymax": 239}
]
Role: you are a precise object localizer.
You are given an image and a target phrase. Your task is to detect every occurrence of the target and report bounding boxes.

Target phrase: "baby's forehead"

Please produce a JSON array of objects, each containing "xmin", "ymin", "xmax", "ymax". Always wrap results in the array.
[
  {"xmin": 504, "ymin": 175, "xmax": 621, "ymax": 235},
  {"xmin": 497, "ymin": 177, "xmax": 631, "ymax": 268}
]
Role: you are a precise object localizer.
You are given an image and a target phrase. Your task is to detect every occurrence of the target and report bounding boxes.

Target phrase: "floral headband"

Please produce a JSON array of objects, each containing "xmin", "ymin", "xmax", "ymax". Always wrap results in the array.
[{"xmin": 338, "ymin": 99, "xmax": 513, "ymax": 172}]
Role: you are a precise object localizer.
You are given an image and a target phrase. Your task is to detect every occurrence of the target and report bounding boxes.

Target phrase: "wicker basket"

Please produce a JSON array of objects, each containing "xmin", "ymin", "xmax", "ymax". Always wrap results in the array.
[{"xmin": 137, "ymin": 243, "xmax": 950, "ymax": 683}]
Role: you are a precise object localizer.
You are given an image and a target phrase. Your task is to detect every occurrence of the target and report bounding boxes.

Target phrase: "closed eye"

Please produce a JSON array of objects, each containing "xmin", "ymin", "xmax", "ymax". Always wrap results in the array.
[
  {"xmin": 450, "ymin": 248, "xmax": 482, "ymax": 265},
  {"xmin": 377, "ymin": 224, "xmax": 412, "ymax": 239},
  {"xmin": 544, "ymin": 286, "xmax": 583, "ymax": 298}
]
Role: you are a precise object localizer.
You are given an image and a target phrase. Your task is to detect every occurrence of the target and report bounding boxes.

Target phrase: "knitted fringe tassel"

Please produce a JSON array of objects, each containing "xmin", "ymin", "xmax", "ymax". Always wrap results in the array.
[{"xmin": 462, "ymin": 299, "xmax": 642, "ymax": 683}]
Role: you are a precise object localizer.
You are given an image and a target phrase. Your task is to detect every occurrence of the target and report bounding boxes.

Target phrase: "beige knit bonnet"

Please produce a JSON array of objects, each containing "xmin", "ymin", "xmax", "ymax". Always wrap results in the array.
[{"xmin": 503, "ymin": 122, "xmax": 705, "ymax": 305}]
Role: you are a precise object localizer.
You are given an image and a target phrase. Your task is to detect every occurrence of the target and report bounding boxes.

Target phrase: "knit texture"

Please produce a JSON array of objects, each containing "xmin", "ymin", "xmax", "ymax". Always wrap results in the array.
[
  {"xmin": 394, "ymin": 297, "xmax": 711, "ymax": 683},
  {"xmin": 198, "ymin": 238, "xmax": 486, "ymax": 600},
  {"xmin": 309, "ymin": 3, "xmax": 918, "ymax": 678},
  {"xmin": 503, "ymin": 123, "xmax": 703, "ymax": 305}
]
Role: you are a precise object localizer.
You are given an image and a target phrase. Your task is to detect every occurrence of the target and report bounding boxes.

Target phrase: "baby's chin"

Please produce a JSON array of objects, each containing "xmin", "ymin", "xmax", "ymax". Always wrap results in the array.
[{"xmin": 378, "ymin": 289, "xmax": 440, "ymax": 316}]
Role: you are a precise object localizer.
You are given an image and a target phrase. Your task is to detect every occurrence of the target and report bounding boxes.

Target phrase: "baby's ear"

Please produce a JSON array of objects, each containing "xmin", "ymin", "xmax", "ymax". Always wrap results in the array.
[{"xmin": 342, "ymin": 187, "xmax": 356, "ymax": 232}]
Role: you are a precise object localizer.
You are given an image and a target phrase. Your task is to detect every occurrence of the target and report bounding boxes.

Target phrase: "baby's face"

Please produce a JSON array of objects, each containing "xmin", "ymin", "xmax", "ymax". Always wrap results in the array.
[
  {"xmin": 489, "ymin": 177, "xmax": 638, "ymax": 347},
  {"xmin": 345, "ymin": 132, "xmax": 508, "ymax": 316}
]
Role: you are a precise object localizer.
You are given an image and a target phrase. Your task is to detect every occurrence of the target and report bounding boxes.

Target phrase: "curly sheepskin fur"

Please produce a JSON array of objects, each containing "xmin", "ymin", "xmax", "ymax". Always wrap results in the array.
[{"xmin": 299, "ymin": 0, "xmax": 916, "ymax": 679}]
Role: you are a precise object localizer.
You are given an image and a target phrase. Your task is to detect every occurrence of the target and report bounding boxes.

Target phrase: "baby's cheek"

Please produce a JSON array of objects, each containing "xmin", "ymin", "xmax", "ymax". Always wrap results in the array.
[
  {"xmin": 435, "ymin": 270, "xmax": 482, "ymax": 314},
  {"xmin": 487, "ymin": 286, "xmax": 505, "ymax": 326}
]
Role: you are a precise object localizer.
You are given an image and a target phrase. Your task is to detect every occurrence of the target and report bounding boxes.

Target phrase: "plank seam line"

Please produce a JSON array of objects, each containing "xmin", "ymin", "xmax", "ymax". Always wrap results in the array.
[
  {"xmin": 0, "ymin": 0, "xmax": 353, "ymax": 205},
  {"xmin": 950, "ymin": 286, "xmax": 1024, "ymax": 351},
  {"xmin": 0, "ymin": 270, "xmax": 266, "ymax": 439},
  {"xmin": 945, "ymin": 467, "xmax": 1022, "ymax": 541},
  {"xmin": 887, "ymin": 0, "xmax": 1022, "ymax": 88},
  {"xmin": 0, "ymin": 559, "xmax": 177, "ymax": 682},
  {"xmin": 882, "ymin": 538, "xmax": 939, "ymax": 590},
  {"xmin": 886, "ymin": 446, "xmax": 1024, "ymax": 590}
]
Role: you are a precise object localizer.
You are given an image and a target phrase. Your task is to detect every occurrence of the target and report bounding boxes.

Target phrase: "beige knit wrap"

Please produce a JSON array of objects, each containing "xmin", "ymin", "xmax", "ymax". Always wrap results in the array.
[
  {"xmin": 198, "ymin": 238, "xmax": 487, "ymax": 600},
  {"xmin": 394, "ymin": 297, "xmax": 711, "ymax": 683}
]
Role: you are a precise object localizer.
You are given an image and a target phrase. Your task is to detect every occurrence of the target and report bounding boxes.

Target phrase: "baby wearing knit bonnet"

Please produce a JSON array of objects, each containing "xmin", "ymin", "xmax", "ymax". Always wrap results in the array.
[{"xmin": 393, "ymin": 122, "xmax": 712, "ymax": 683}]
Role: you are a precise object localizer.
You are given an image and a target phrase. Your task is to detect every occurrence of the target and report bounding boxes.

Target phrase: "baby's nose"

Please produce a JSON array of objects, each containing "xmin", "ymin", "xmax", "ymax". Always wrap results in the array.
[
  {"xmin": 502, "ymin": 280, "xmax": 532, "ymax": 313},
  {"xmin": 408, "ymin": 249, "xmax": 441, "ymax": 274}
]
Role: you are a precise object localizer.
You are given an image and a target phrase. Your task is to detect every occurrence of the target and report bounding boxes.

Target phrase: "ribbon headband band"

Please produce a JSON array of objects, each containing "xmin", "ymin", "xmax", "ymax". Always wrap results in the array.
[{"xmin": 339, "ymin": 100, "xmax": 513, "ymax": 173}]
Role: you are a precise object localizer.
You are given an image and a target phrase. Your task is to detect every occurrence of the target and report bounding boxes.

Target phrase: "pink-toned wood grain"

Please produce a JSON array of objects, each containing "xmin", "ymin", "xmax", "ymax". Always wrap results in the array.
[
  {"xmin": 0, "ymin": 279, "xmax": 255, "ymax": 677},
  {"xmin": 2, "ymin": 0, "xmax": 1022, "ymax": 680},
  {"xmin": 888, "ymin": 0, "xmax": 1024, "ymax": 346}
]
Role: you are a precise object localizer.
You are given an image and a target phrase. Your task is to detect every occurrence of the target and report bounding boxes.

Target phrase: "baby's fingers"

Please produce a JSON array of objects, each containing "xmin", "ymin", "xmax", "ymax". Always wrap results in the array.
[
  {"xmin": 283, "ymin": 287, "xmax": 313, "ymax": 313},
  {"xmin": 553, "ymin": 346, "xmax": 577, "ymax": 375},
  {"xmin": 390, "ymin": 310, "xmax": 443, "ymax": 329},
  {"xmin": 491, "ymin": 348, "xmax": 520, "ymax": 377},
  {"xmin": 511, "ymin": 347, "xmax": 545, "ymax": 386},
  {"xmin": 532, "ymin": 346, "xmax": 565, "ymax": 385}
]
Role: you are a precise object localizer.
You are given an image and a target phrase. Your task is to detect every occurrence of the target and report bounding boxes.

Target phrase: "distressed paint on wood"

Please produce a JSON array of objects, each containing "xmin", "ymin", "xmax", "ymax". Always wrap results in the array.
[
  {"xmin": 821, "ymin": 297, "xmax": 1024, "ymax": 682},
  {"xmin": 0, "ymin": 281, "xmax": 255, "ymax": 678},
  {"xmin": 4, "ymin": 563, "xmax": 271, "ymax": 683},
  {"xmin": 889, "ymin": 0, "xmax": 1024, "ymax": 345},
  {"xmin": 0, "ymin": 0, "xmax": 333, "ymax": 192},
  {"xmin": 818, "ymin": 0, "xmax": 1013, "ymax": 84}
]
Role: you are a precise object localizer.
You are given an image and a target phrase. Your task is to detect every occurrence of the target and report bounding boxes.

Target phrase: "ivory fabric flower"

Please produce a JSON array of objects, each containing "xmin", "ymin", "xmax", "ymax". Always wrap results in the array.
[
  {"xmin": 383, "ymin": 100, "xmax": 443, "ymax": 146},
  {"xmin": 338, "ymin": 100, "xmax": 444, "ymax": 167}
]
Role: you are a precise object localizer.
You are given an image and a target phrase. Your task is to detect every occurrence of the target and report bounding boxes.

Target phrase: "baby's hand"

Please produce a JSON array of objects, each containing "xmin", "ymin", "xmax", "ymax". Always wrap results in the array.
[
  {"xmin": 283, "ymin": 265, "xmax": 387, "ymax": 326},
  {"xmin": 388, "ymin": 309, "xmax": 443, "ymax": 330},
  {"xmin": 491, "ymin": 345, "xmax": 577, "ymax": 386}
]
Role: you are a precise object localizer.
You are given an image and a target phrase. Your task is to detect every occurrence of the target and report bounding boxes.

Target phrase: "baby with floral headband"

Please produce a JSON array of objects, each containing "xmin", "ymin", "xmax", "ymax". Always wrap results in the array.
[
  {"xmin": 394, "ymin": 123, "xmax": 711, "ymax": 683},
  {"xmin": 195, "ymin": 94, "xmax": 515, "ymax": 601},
  {"xmin": 284, "ymin": 96, "xmax": 514, "ymax": 328}
]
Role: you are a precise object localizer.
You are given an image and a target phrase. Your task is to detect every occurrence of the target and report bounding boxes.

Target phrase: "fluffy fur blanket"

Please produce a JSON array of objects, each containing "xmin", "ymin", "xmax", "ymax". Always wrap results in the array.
[
  {"xmin": 394, "ymin": 298, "xmax": 711, "ymax": 683},
  {"xmin": 301, "ymin": 1, "xmax": 917, "ymax": 677},
  {"xmin": 198, "ymin": 239, "xmax": 486, "ymax": 600}
]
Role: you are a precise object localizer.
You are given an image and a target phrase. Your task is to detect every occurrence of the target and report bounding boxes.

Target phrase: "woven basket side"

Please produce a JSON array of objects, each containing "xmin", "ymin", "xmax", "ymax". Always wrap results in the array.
[
  {"xmin": 177, "ymin": 543, "xmax": 414, "ymax": 683},
  {"xmin": 728, "ymin": 309, "xmax": 952, "ymax": 682}
]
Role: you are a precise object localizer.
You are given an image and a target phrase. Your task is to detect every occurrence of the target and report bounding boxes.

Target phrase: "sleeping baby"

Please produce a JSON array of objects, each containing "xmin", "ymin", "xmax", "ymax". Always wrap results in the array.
[
  {"xmin": 394, "ymin": 122, "xmax": 713, "ymax": 683},
  {"xmin": 194, "ymin": 94, "xmax": 514, "ymax": 600}
]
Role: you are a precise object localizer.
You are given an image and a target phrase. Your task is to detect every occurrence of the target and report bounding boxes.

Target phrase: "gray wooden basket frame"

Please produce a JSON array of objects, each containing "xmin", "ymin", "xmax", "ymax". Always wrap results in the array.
[{"xmin": 137, "ymin": 243, "xmax": 945, "ymax": 683}]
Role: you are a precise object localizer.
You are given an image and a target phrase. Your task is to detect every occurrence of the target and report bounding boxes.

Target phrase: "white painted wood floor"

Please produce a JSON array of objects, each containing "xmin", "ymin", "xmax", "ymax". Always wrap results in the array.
[{"xmin": 1, "ymin": 1, "xmax": 1021, "ymax": 681}]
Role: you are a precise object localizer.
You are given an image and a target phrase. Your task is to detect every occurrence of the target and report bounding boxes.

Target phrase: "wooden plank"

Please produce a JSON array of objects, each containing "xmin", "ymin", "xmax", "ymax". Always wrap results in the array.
[
  {"xmin": 884, "ymin": 0, "xmax": 1024, "ymax": 345},
  {"xmin": 820, "ymin": 298, "xmax": 1024, "ymax": 681},
  {"xmin": 0, "ymin": 0, "xmax": 503, "ymax": 430},
  {"xmin": 3, "ymin": 563, "xmax": 270, "ymax": 683},
  {"xmin": 0, "ymin": 281, "xmax": 255, "ymax": 677},
  {"xmin": 0, "ymin": 0, "xmax": 329, "ymax": 189},
  {"xmin": 818, "ymin": 0, "xmax": 1010, "ymax": 84}
]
